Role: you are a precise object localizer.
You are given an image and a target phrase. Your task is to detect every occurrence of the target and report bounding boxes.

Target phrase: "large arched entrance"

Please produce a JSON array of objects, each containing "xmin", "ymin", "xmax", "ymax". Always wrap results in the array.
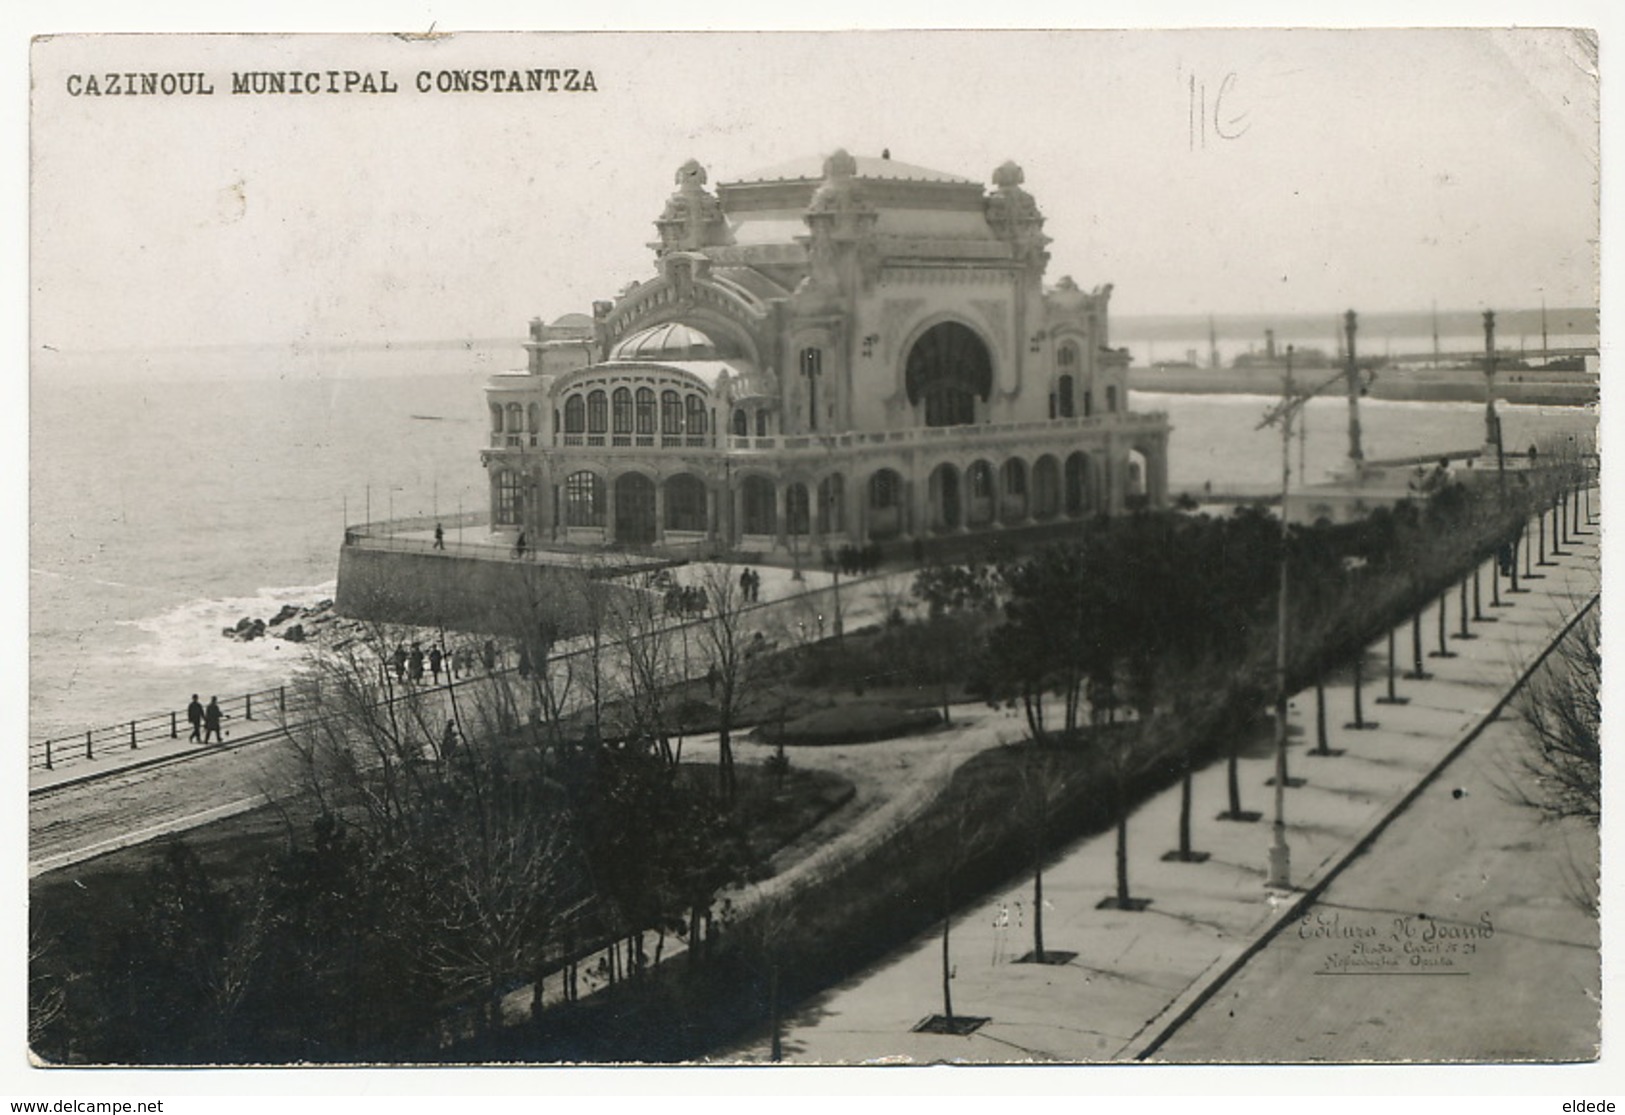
[
  {"xmin": 615, "ymin": 472, "xmax": 656, "ymax": 545},
  {"xmin": 905, "ymin": 321, "xmax": 993, "ymax": 428}
]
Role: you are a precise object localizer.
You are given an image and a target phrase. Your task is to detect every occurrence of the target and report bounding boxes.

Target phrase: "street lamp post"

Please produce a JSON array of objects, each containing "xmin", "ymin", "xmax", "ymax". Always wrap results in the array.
[
  {"xmin": 1254, "ymin": 341, "xmax": 1375, "ymax": 886},
  {"xmin": 1344, "ymin": 310, "xmax": 1364, "ymax": 470},
  {"xmin": 1266, "ymin": 348, "xmax": 1297, "ymax": 889}
]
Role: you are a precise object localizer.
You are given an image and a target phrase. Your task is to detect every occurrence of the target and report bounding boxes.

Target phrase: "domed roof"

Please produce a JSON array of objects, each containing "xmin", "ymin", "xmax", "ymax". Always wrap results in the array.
[
  {"xmin": 730, "ymin": 152, "xmax": 973, "ymax": 185},
  {"xmin": 610, "ymin": 321, "xmax": 724, "ymax": 361}
]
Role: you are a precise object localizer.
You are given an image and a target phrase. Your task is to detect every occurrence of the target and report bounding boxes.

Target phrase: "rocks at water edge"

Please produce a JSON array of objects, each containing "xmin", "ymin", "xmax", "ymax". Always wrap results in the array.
[
  {"xmin": 220, "ymin": 599, "xmax": 343, "ymax": 644},
  {"xmin": 268, "ymin": 604, "xmax": 301, "ymax": 627}
]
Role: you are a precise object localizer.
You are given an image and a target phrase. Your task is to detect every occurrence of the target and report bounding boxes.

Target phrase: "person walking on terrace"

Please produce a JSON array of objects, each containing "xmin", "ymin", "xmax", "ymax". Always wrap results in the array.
[
  {"xmin": 186, "ymin": 694, "xmax": 204, "ymax": 743},
  {"xmin": 203, "ymin": 696, "xmax": 225, "ymax": 744}
]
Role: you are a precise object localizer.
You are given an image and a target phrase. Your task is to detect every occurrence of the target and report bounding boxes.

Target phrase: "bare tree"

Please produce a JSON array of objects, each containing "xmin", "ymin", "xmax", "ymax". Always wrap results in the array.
[
  {"xmin": 1513, "ymin": 604, "xmax": 1600, "ymax": 826},
  {"xmin": 690, "ymin": 563, "xmax": 786, "ymax": 806},
  {"xmin": 604, "ymin": 574, "xmax": 683, "ymax": 762},
  {"xmin": 275, "ymin": 618, "xmax": 583, "ymax": 1044},
  {"xmin": 1015, "ymin": 745, "xmax": 1069, "ymax": 963}
]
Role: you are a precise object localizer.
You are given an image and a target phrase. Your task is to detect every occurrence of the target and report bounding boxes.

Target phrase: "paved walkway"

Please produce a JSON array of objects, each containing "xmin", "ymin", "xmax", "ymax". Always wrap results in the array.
[
  {"xmin": 718, "ymin": 504, "xmax": 1599, "ymax": 1063},
  {"xmin": 25, "ymin": 560, "xmax": 892, "ymax": 797},
  {"xmin": 1153, "ymin": 710, "xmax": 1600, "ymax": 1062}
]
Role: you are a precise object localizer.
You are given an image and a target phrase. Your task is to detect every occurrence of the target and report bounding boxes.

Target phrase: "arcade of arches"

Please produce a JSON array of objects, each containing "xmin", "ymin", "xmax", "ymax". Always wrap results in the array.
[{"xmin": 492, "ymin": 443, "xmax": 1162, "ymax": 549}]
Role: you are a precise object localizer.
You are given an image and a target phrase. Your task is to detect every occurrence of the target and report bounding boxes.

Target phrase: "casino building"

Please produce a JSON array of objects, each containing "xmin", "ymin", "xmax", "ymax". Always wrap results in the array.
[{"xmin": 480, "ymin": 150, "xmax": 1170, "ymax": 557}]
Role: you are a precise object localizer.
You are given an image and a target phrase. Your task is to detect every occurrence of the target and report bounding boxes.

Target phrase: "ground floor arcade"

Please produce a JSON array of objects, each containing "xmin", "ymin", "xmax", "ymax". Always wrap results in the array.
[{"xmin": 484, "ymin": 427, "xmax": 1170, "ymax": 556}]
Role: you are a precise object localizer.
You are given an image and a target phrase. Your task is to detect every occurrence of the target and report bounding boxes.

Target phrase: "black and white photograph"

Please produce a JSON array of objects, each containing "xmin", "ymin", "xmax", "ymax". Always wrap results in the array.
[{"xmin": 17, "ymin": 7, "xmax": 1610, "ymax": 1100}]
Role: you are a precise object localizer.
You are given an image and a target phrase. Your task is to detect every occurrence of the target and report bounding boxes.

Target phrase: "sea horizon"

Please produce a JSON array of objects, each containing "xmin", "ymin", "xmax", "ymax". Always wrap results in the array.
[{"xmin": 27, "ymin": 349, "xmax": 1598, "ymax": 743}]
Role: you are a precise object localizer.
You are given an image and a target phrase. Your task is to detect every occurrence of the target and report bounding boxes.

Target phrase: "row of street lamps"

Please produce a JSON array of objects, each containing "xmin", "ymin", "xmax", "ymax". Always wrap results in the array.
[{"xmin": 1256, "ymin": 306, "xmax": 1550, "ymax": 891}]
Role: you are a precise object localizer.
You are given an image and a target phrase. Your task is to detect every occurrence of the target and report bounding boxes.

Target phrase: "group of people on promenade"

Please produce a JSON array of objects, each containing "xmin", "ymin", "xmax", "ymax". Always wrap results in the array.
[
  {"xmin": 185, "ymin": 694, "xmax": 226, "ymax": 744},
  {"xmin": 389, "ymin": 639, "xmax": 504, "ymax": 685}
]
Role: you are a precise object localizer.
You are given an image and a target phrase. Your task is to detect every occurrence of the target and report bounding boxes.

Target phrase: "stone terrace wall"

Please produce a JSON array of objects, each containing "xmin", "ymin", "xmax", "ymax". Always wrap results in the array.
[{"xmin": 335, "ymin": 545, "xmax": 629, "ymax": 639}]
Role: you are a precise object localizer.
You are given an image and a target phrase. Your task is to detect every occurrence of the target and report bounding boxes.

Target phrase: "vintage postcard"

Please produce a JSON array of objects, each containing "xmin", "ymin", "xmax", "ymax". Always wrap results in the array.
[{"xmin": 24, "ymin": 22, "xmax": 1604, "ymax": 1091}]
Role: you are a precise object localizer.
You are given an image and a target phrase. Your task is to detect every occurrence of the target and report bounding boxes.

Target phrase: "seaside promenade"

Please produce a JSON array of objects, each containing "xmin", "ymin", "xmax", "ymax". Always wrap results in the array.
[
  {"xmin": 29, "ymin": 493, "xmax": 1601, "ymax": 1064},
  {"xmin": 717, "ymin": 501, "xmax": 1600, "ymax": 1064}
]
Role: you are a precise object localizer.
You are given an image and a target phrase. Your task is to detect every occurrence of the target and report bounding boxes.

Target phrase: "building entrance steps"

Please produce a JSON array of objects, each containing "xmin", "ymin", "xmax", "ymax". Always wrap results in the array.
[{"xmin": 718, "ymin": 508, "xmax": 1598, "ymax": 1063}]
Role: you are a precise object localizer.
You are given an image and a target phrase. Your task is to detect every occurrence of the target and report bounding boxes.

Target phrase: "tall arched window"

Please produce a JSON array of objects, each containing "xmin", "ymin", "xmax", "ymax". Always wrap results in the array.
[
  {"xmin": 968, "ymin": 461, "xmax": 994, "ymax": 500},
  {"xmin": 786, "ymin": 484, "xmax": 811, "ymax": 536},
  {"xmin": 495, "ymin": 471, "xmax": 522, "ymax": 525},
  {"xmin": 686, "ymin": 395, "xmax": 708, "ymax": 443},
  {"xmin": 635, "ymin": 387, "xmax": 656, "ymax": 437},
  {"xmin": 564, "ymin": 470, "xmax": 604, "ymax": 527},
  {"xmin": 732, "ymin": 409, "xmax": 748, "ymax": 438},
  {"xmin": 489, "ymin": 403, "xmax": 503, "ymax": 434},
  {"xmin": 1058, "ymin": 375, "xmax": 1075, "ymax": 418},
  {"xmin": 587, "ymin": 390, "xmax": 608, "ymax": 435},
  {"xmin": 870, "ymin": 469, "xmax": 900, "ymax": 509},
  {"xmin": 505, "ymin": 403, "xmax": 523, "ymax": 446},
  {"xmin": 661, "ymin": 390, "xmax": 683, "ymax": 436},
  {"xmin": 742, "ymin": 476, "xmax": 776, "ymax": 535},
  {"xmin": 527, "ymin": 403, "xmax": 541, "ymax": 446},
  {"xmin": 612, "ymin": 387, "xmax": 633, "ymax": 435},
  {"xmin": 564, "ymin": 395, "xmax": 585, "ymax": 435},
  {"xmin": 1058, "ymin": 343, "xmax": 1078, "ymax": 369},
  {"xmin": 818, "ymin": 474, "xmax": 845, "ymax": 534}
]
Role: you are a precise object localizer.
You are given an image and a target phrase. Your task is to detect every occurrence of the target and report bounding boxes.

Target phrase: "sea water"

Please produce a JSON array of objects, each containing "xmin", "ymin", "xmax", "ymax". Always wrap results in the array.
[
  {"xmin": 29, "ymin": 346, "xmax": 500, "ymax": 742},
  {"xmin": 26, "ymin": 349, "xmax": 1598, "ymax": 743}
]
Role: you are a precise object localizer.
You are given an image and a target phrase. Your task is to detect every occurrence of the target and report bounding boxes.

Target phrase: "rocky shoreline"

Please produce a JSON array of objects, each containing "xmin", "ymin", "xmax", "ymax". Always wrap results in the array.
[{"xmin": 219, "ymin": 598, "xmax": 371, "ymax": 652}]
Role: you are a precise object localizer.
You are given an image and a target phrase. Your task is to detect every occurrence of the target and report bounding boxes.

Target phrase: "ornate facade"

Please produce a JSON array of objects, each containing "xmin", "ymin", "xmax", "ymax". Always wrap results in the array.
[{"xmin": 480, "ymin": 150, "xmax": 1170, "ymax": 555}]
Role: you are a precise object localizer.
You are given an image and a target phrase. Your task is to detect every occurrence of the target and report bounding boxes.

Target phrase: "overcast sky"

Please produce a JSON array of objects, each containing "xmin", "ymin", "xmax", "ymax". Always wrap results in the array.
[{"xmin": 28, "ymin": 27, "xmax": 1599, "ymax": 352}]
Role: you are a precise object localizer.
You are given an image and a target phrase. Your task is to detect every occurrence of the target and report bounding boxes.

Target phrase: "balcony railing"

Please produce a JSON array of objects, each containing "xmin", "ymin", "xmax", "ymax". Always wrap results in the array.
[{"xmin": 491, "ymin": 412, "xmax": 1167, "ymax": 457}]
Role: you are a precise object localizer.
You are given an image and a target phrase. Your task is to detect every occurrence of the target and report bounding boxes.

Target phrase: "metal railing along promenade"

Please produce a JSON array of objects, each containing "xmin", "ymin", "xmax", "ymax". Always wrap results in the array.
[
  {"xmin": 31, "ymin": 684, "xmax": 312, "ymax": 774},
  {"xmin": 28, "ymin": 566, "xmax": 888, "ymax": 779}
]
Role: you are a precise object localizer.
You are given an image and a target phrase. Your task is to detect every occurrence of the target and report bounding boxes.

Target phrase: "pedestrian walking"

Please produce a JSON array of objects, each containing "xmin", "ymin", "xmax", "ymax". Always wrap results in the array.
[
  {"xmin": 434, "ymin": 523, "xmax": 445, "ymax": 550},
  {"xmin": 740, "ymin": 567, "xmax": 752, "ymax": 601},
  {"xmin": 203, "ymin": 696, "xmax": 225, "ymax": 744},
  {"xmin": 409, "ymin": 644, "xmax": 425, "ymax": 682},
  {"xmin": 441, "ymin": 719, "xmax": 459, "ymax": 761},
  {"xmin": 429, "ymin": 645, "xmax": 443, "ymax": 683},
  {"xmin": 392, "ymin": 644, "xmax": 407, "ymax": 682},
  {"xmin": 483, "ymin": 639, "xmax": 497, "ymax": 672},
  {"xmin": 186, "ymin": 694, "xmax": 204, "ymax": 743},
  {"xmin": 515, "ymin": 530, "xmax": 528, "ymax": 560}
]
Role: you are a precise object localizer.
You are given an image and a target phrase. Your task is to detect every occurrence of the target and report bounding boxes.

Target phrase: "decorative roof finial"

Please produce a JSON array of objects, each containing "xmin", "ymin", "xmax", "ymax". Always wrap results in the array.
[
  {"xmin": 992, "ymin": 160, "xmax": 1025, "ymax": 190},
  {"xmin": 823, "ymin": 148, "xmax": 857, "ymax": 180},
  {"xmin": 675, "ymin": 158, "xmax": 708, "ymax": 190}
]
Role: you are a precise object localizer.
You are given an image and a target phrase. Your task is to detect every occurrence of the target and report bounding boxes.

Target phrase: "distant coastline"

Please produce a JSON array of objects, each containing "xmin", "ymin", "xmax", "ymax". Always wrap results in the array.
[{"xmin": 1129, "ymin": 363, "xmax": 1597, "ymax": 408}]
